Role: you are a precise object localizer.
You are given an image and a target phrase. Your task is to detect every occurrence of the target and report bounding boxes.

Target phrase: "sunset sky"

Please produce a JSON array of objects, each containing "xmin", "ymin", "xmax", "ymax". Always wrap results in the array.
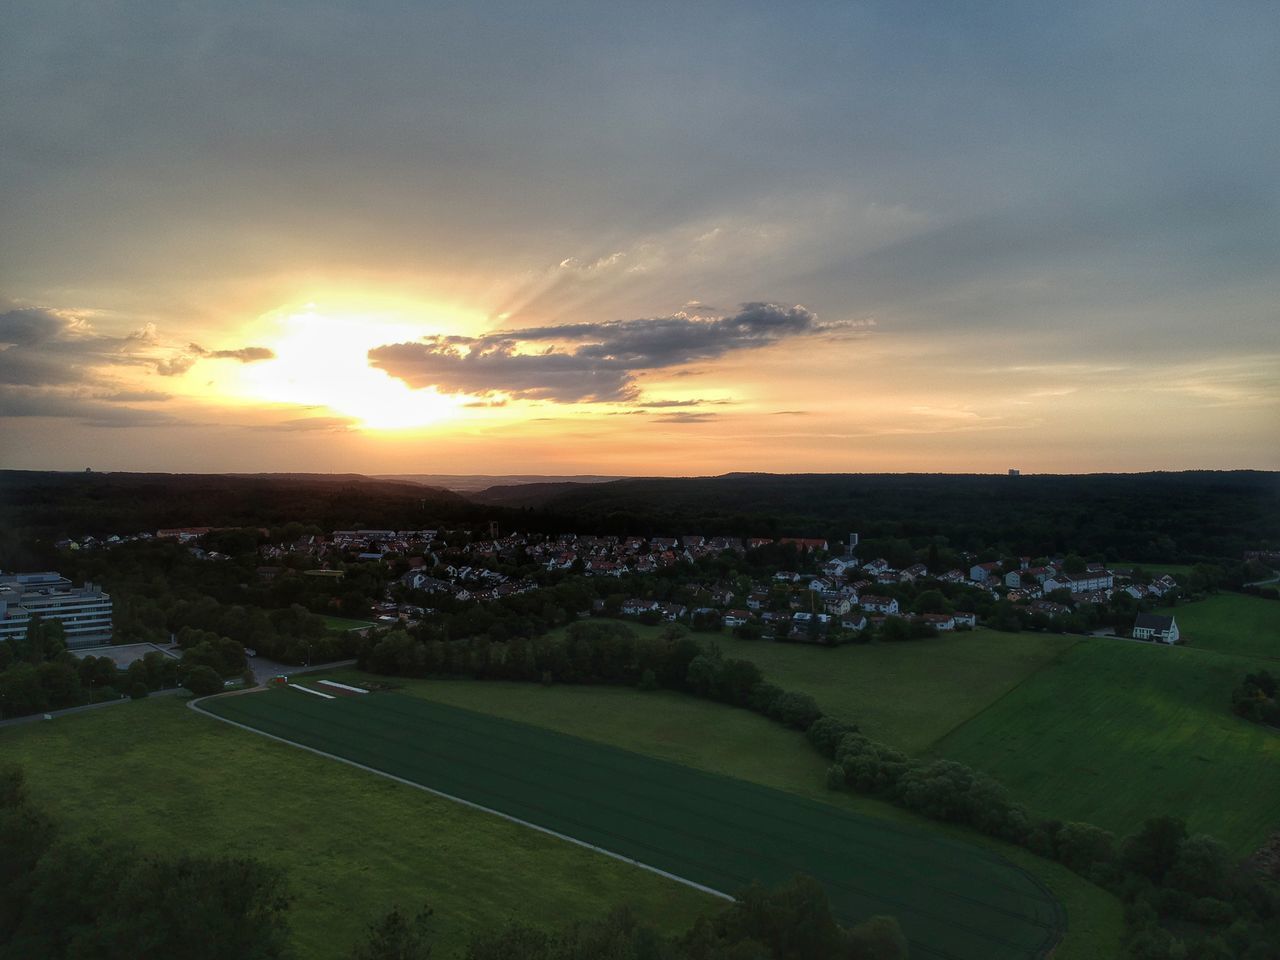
[{"xmin": 2, "ymin": 1, "xmax": 1277, "ymax": 475}]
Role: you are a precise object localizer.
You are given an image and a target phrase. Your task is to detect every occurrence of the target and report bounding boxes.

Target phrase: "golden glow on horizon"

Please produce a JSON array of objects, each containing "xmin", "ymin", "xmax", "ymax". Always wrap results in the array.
[{"xmin": 225, "ymin": 306, "xmax": 468, "ymax": 430}]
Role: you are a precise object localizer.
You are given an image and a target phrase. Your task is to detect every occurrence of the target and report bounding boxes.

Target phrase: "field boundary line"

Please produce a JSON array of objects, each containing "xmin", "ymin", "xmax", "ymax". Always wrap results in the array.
[
  {"xmin": 918, "ymin": 638, "xmax": 1085, "ymax": 756},
  {"xmin": 187, "ymin": 693, "xmax": 733, "ymax": 904}
]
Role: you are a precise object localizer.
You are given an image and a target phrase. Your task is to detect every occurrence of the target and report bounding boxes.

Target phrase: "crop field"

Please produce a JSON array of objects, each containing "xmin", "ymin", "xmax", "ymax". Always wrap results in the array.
[
  {"xmin": 0, "ymin": 697, "xmax": 711, "ymax": 959},
  {"xmin": 204, "ymin": 687, "xmax": 1066, "ymax": 960},
  {"xmin": 1160, "ymin": 593, "xmax": 1280, "ymax": 661},
  {"xmin": 931, "ymin": 639, "xmax": 1280, "ymax": 854}
]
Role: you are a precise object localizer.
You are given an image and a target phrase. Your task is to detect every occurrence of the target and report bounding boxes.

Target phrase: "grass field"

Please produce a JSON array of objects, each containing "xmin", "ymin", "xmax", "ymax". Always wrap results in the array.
[
  {"xmin": 205, "ymin": 686, "xmax": 1066, "ymax": 960},
  {"xmin": 713, "ymin": 629, "xmax": 1078, "ymax": 752},
  {"xmin": 931, "ymin": 639, "xmax": 1280, "ymax": 854},
  {"xmin": 0, "ymin": 697, "xmax": 711, "ymax": 959},
  {"xmin": 317, "ymin": 671, "xmax": 1122, "ymax": 960},
  {"xmin": 1159, "ymin": 593, "xmax": 1280, "ymax": 662},
  {"xmin": 1113, "ymin": 561, "xmax": 1192, "ymax": 576},
  {"xmin": 322, "ymin": 615, "xmax": 376, "ymax": 632},
  {"xmin": 550, "ymin": 621, "xmax": 1077, "ymax": 752}
]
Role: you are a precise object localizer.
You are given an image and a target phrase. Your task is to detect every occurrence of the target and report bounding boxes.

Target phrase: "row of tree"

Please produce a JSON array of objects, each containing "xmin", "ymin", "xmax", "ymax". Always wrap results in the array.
[{"xmin": 357, "ymin": 877, "xmax": 906, "ymax": 960}]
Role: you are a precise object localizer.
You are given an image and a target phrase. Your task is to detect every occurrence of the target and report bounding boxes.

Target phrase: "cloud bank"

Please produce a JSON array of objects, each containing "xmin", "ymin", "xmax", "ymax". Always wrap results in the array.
[{"xmin": 369, "ymin": 302, "xmax": 850, "ymax": 402}]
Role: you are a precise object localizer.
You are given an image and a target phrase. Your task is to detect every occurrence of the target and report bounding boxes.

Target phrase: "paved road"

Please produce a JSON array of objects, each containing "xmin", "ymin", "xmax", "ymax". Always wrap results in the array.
[{"xmin": 248, "ymin": 657, "xmax": 356, "ymax": 684}]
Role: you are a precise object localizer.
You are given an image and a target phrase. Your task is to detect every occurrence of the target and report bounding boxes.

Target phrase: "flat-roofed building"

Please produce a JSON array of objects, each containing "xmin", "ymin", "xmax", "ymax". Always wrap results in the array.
[{"xmin": 0, "ymin": 572, "xmax": 113, "ymax": 649}]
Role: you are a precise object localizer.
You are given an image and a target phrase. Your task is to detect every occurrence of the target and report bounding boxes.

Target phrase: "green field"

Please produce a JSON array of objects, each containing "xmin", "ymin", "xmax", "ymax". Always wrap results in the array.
[
  {"xmin": 715, "ymin": 629, "xmax": 1078, "ymax": 751},
  {"xmin": 931, "ymin": 639, "xmax": 1280, "ymax": 854},
  {"xmin": 1113, "ymin": 561, "xmax": 1192, "ymax": 576},
  {"xmin": 551, "ymin": 621, "xmax": 1076, "ymax": 752},
  {"xmin": 1160, "ymin": 593, "xmax": 1280, "ymax": 662},
  {"xmin": 322, "ymin": 615, "xmax": 376, "ymax": 632},
  {"xmin": 205, "ymin": 686, "xmax": 1066, "ymax": 960},
  {"xmin": 0, "ymin": 697, "xmax": 711, "ymax": 958}
]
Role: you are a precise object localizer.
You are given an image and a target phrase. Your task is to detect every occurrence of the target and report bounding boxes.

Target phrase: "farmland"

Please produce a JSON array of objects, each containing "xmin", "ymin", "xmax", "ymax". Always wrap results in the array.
[
  {"xmin": 204, "ymin": 686, "xmax": 1066, "ymax": 960},
  {"xmin": 931, "ymin": 639, "xmax": 1280, "ymax": 854},
  {"xmin": 0, "ymin": 697, "xmax": 711, "ymax": 959},
  {"xmin": 320, "ymin": 671, "xmax": 1122, "ymax": 960}
]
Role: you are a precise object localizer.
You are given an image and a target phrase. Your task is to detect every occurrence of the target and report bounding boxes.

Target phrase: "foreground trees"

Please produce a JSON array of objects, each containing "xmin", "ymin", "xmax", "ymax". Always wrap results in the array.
[{"xmin": 0, "ymin": 766, "xmax": 293, "ymax": 959}]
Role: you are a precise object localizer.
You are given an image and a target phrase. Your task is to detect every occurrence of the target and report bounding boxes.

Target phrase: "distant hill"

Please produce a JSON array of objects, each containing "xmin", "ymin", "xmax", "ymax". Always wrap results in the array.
[
  {"xmin": 376, "ymin": 474, "xmax": 632, "ymax": 493},
  {"xmin": 471, "ymin": 471, "xmax": 1280, "ymax": 563},
  {"xmin": 0, "ymin": 471, "xmax": 468, "ymax": 544}
]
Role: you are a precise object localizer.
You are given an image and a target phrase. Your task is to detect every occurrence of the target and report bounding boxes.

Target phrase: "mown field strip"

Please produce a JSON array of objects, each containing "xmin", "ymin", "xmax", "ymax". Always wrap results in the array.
[{"xmin": 202, "ymin": 689, "xmax": 1065, "ymax": 960}]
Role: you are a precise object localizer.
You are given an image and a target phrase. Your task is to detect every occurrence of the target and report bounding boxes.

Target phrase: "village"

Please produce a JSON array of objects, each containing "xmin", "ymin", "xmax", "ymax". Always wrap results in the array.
[{"xmin": 54, "ymin": 525, "xmax": 1188, "ymax": 645}]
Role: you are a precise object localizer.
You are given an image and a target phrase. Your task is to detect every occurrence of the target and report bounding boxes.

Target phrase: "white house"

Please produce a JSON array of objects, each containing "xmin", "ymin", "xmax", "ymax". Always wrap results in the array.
[
  {"xmin": 1133, "ymin": 613, "xmax": 1179, "ymax": 644},
  {"xmin": 859, "ymin": 595, "xmax": 899, "ymax": 615},
  {"xmin": 970, "ymin": 561, "xmax": 1001, "ymax": 582}
]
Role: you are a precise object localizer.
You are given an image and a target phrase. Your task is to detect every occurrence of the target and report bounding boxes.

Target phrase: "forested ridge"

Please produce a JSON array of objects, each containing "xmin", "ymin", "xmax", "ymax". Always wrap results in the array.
[{"xmin": 474, "ymin": 471, "xmax": 1280, "ymax": 561}]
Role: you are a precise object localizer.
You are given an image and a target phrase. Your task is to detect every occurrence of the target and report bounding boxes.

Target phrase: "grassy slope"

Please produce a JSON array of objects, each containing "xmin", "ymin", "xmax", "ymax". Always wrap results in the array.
[
  {"xmin": 714, "ymin": 629, "xmax": 1078, "ymax": 752},
  {"xmin": 1161, "ymin": 593, "xmax": 1280, "ymax": 662},
  {"xmin": 334, "ymin": 672, "xmax": 1121, "ymax": 960},
  {"xmin": 548, "ymin": 622, "xmax": 1076, "ymax": 752},
  {"xmin": 930, "ymin": 639, "xmax": 1280, "ymax": 854},
  {"xmin": 0, "ymin": 697, "xmax": 712, "ymax": 959}
]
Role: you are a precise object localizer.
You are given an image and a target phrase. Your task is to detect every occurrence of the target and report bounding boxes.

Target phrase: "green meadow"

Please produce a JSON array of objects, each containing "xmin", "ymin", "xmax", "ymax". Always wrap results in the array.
[
  {"xmin": 1161, "ymin": 593, "xmax": 1280, "ymax": 662},
  {"xmin": 931, "ymin": 639, "xmax": 1280, "ymax": 854}
]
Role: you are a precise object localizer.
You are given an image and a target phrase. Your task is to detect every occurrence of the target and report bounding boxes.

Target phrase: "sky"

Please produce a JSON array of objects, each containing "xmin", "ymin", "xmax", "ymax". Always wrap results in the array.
[{"xmin": 2, "ymin": 0, "xmax": 1277, "ymax": 475}]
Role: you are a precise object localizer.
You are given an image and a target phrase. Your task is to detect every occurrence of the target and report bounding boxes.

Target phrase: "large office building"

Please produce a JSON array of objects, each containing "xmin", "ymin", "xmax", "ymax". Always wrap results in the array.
[{"xmin": 0, "ymin": 572, "xmax": 113, "ymax": 649}]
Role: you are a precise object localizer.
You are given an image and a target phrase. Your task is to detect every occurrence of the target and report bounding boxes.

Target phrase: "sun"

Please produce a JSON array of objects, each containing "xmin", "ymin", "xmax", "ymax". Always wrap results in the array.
[{"xmin": 227, "ymin": 305, "xmax": 469, "ymax": 430}]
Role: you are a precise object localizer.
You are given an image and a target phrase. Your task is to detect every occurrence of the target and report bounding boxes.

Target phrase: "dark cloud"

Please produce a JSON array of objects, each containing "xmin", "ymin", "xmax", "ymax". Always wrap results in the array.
[
  {"xmin": 0, "ymin": 308, "xmax": 151, "ymax": 387},
  {"xmin": 369, "ymin": 302, "xmax": 843, "ymax": 403},
  {"xmin": 251, "ymin": 416, "xmax": 355, "ymax": 432},
  {"xmin": 189, "ymin": 343, "xmax": 276, "ymax": 363},
  {"xmin": 100, "ymin": 389, "xmax": 172, "ymax": 402},
  {"xmin": 154, "ymin": 356, "xmax": 196, "ymax": 377},
  {"xmin": 0, "ymin": 385, "xmax": 184, "ymax": 427},
  {"xmin": 640, "ymin": 398, "xmax": 732, "ymax": 408},
  {"xmin": 155, "ymin": 343, "xmax": 275, "ymax": 376},
  {"xmin": 655, "ymin": 412, "xmax": 720, "ymax": 423}
]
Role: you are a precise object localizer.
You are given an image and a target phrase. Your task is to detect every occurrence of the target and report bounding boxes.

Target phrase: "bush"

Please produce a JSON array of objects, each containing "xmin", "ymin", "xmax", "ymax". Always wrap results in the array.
[
  {"xmin": 769, "ymin": 691, "xmax": 822, "ymax": 730},
  {"xmin": 806, "ymin": 716, "xmax": 861, "ymax": 758},
  {"xmin": 1055, "ymin": 822, "xmax": 1118, "ymax": 876},
  {"xmin": 128, "ymin": 682, "xmax": 149, "ymax": 700},
  {"xmin": 183, "ymin": 665, "xmax": 224, "ymax": 697}
]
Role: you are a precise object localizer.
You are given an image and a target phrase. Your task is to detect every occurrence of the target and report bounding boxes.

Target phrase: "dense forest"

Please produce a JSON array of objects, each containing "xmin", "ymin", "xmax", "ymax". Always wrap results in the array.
[
  {"xmin": 474, "ymin": 471, "xmax": 1280, "ymax": 562},
  {"xmin": 0, "ymin": 472, "xmax": 470, "ymax": 569}
]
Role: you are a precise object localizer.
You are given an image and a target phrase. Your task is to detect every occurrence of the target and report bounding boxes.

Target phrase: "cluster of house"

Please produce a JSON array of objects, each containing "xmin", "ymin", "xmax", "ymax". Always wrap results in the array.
[
  {"xmin": 966, "ymin": 558, "xmax": 1178, "ymax": 606},
  {"xmin": 49, "ymin": 524, "xmax": 1192, "ymax": 643}
]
